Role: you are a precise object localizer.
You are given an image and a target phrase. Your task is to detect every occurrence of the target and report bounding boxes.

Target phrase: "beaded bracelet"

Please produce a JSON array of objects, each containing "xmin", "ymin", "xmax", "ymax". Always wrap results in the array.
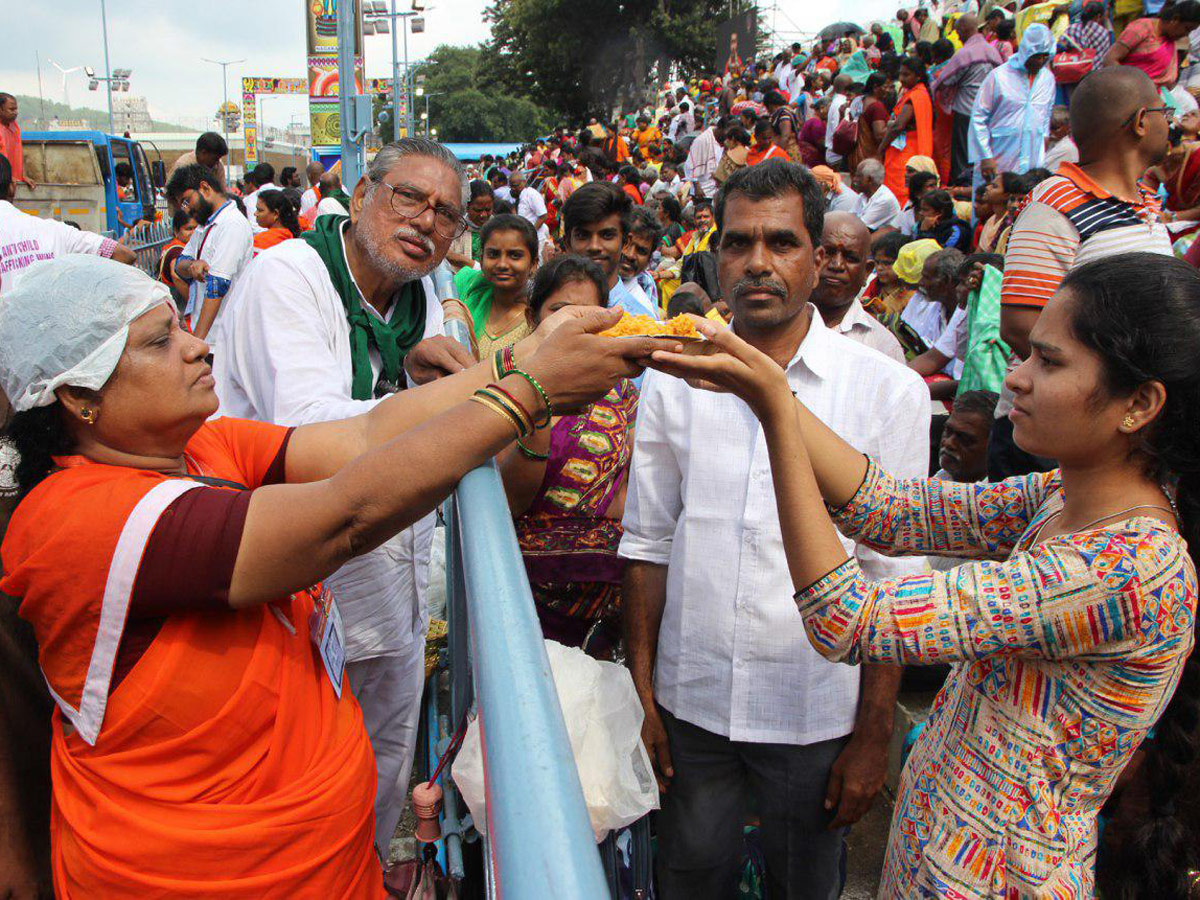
[
  {"xmin": 516, "ymin": 438, "xmax": 550, "ymax": 461},
  {"xmin": 505, "ymin": 368, "xmax": 553, "ymax": 428}
]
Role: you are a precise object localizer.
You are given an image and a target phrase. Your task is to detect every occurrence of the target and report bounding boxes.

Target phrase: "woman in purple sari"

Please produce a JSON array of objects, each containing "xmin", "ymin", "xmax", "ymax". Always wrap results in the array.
[{"xmin": 497, "ymin": 254, "xmax": 639, "ymax": 658}]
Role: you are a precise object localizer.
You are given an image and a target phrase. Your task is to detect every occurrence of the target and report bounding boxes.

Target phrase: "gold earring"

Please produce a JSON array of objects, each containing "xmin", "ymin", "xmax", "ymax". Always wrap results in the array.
[
  {"xmin": 80, "ymin": 407, "xmax": 95, "ymax": 424},
  {"xmin": 1122, "ymin": 414, "xmax": 1136, "ymax": 430}
]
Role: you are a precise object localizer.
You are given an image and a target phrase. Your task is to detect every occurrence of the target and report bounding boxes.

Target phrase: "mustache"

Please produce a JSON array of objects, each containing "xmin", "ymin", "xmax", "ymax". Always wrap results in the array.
[
  {"xmin": 730, "ymin": 277, "xmax": 788, "ymax": 301},
  {"xmin": 393, "ymin": 226, "xmax": 433, "ymax": 254}
]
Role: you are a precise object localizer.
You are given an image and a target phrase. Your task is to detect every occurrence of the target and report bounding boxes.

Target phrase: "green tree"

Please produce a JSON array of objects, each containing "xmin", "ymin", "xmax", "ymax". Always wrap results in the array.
[{"xmin": 480, "ymin": 0, "xmax": 732, "ymax": 123}]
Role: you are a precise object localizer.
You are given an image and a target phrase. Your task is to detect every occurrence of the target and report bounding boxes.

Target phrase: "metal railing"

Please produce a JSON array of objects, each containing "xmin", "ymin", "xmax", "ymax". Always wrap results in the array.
[
  {"xmin": 121, "ymin": 216, "xmax": 174, "ymax": 279},
  {"xmin": 434, "ymin": 275, "xmax": 609, "ymax": 897}
]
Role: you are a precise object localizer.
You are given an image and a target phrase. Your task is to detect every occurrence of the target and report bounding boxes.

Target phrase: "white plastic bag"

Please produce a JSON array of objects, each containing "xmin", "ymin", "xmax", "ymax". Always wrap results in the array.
[{"xmin": 452, "ymin": 640, "xmax": 660, "ymax": 842}]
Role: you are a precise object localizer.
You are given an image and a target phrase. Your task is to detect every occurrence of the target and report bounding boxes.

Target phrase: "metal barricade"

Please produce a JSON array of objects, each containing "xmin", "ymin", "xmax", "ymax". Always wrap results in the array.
[
  {"xmin": 435, "ymin": 284, "xmax": 609, "ymax": 898},
  {"xmin": 122, "ymin": 217, "xmax": 174, "ymax": 279}
]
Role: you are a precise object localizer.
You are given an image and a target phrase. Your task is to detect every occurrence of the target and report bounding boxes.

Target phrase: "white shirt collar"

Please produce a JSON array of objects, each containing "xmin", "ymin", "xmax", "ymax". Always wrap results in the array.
[
  {"xmin": 734, "ymin": 303, "xmax": 836, "ymax": 381},
  {"xmin": 835, "ymin": 295, "xmax": 874, "ymax": 335}
]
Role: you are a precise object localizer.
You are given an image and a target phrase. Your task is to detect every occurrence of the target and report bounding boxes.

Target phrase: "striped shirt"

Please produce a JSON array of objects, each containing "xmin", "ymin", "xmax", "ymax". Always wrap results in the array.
[{"xmin": 1001, "ymin": 162, "xmax": 1171, "ymax": 309}]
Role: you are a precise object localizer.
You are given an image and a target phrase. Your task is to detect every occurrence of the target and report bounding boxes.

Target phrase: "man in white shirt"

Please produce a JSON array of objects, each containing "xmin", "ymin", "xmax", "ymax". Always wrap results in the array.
[
  {"xmin": 0, "ymin": 155, "xmax": 135, "ymax": 296},
  {"xmin": 1042, "ymin": 105, "xmax": 1078, "ymax": 172},
  {"xmin": 851, "ymin": 158, "xmax": 901, "ymax": 230},
  {"xmin": 812, "ymin": 212, "xmax": 906, "ymax": 363},
  {"xmin": 212, "ymin": 137, "xmax": 475, "ymax": 852},
  {"xmin": 668, "ymin": 101, "xmax": 695, "ymax": 142},
  {"xmin": 623, "ymin": 160, "xmax": 928, "ymax": 899},
  {"xmin": 684, "ymin": 117, "xmax": 728, "ymax": 200},
  {"xmin": 299, "ymin": 159, "xmax": 326, "ymax": 219},
  {"xmin": 509, "ymin": 169, "xmax": 550, "ymax": 253},
  {"xmin": 825, "ymin": 75, "xmax": 852, "ymax": 169},
  {"xmin": 165, "ymin": 163, "xmax": 253, "ymax": 345}
]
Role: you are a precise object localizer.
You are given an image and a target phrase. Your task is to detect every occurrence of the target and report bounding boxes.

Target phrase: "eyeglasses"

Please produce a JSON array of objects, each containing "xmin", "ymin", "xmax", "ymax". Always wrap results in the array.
[
  {"xmin": 1123, "ymin": 105, "xmax": 1172, "ymax": 127},
  {"xmin": 378, "ymin": 180, "xmax": 467, "ymax": 239}
]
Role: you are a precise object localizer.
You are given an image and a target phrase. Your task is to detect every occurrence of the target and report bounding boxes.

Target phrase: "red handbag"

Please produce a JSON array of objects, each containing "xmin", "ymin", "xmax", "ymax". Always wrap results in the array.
[{"xmin": 1052, "ymin": 48, "xmax": 1096, "ymax": 84}]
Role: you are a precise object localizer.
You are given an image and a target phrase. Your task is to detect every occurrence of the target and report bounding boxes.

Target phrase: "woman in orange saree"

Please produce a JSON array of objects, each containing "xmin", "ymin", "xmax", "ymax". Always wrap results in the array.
[
  {"xmin": 879, "ymin": 57, "xmax": 934, "ymax": 206},
  {"xmin": 0, "ymin": 255, "xmax": 661, "ymax": 898}
]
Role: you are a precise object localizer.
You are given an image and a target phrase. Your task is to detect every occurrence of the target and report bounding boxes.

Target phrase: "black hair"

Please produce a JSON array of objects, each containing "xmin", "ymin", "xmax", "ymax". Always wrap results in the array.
[
  {"xmin": 932, "ymin": 38, "xmax": 955, "ymax": 65},
  {"xmin": 952, "ymin": 390, "xmax": 999, "ymax": 420},
  {"xmin": 1023, "ymin": 167, "xmax": 1054, "ymax": 188},
  {"xmin": 561, "ymin": 181, "xmax": 632, "ymax": 241},
  {"xmin": 995, "ymin": 19, "xmax": 1016, "ymax": 41},
  {"xmin": 961, "ymin": 251, "xmax": 1005, "ymax": 275},
  {"xmin": 171, "ymin": 208, "xmax": 193, "ymax": 233},
  {"xmin": 914, "ymin": 40, "xmax": 934, "ymax": 65},
  {"xmin": 999, "ymin": 171, "xmax": 1026, "ymax": 195},
  {"xmin": 1081, "ymin": 0, "xmax": 1105, "ymax": 21},
  {"xmin": 528, "ymin": 254, "xmax": 608, "ymax": 316},
  {"xmin": 628, "ymin": 206, "xmax": 664, "ymax": 245},
  {"xmin": 865, "ymin": 71, "xmax": 889, "ymax": 94},
  {"xmin": 114, "ymin": 161, "xmax": 133, "ymax": 180},
  {"xmin": 985, "ymin": 8, "xmax": 1005, "ymax": 22},
  {"xmin": 165, "ymin": 163, "xmax": 223, "ymax": 205},
  {"xmin": 871, "ymin": 230, "xmax": 911, "ymax": 259},
  {"xmin": 280, "ymin": 165, "xmax": 298, "ymax": 187},
  {"xmin": 715, "ymin": 159, "xmax": 824, "ymax": 247},
  {"xmin": 667, "ymin": 290, "xmax": 708, "ymax": 318},
  {"xmin": 257, "ymin": 189, "xmax": 301, "ymax": 238},
  {"xmin": 492, "ymin": 198, "xmax": 514, "ymax": 215},
  {"xmin": 469, "ymin": 179, "xmax": 494, "ymax": 202},
  {"xmin": 618, "ymin": 165, "xmax": 642, "ymax": 185},
  {"xmin": 0, "ymin": 92, "xmax": 14, "ymax": 106},
  {"xmin": 0, "ymin": 152, "xmax": 12, "ymax": 198},
  {"xmin": 1066, "ymin": 253, "xmax": 1200, "ymax": 899},
  {"xmin": 1161, "ymin": 0, "xmax": 1200, "ymax": 21},
  {"xmin": 251, "ymin": 162, "xmax": 275, "ymax": 185},
  {"xmin": 763, "ymin": 89, "xmax": 787, "ymax": 108},
  {"xmin": 480, "ymin": 213, "xmax": 538, "ymax": 260},
  {"xmin": 725, "ymin": 127, "xmax": 752, "ymax": 147},
  {"xmin": 899, "ymin": 55, "xmax": 930, "ymax": 85},
  {"xmin": 659, "ymin": 195, "xmax": 683, "ymax": 223},
  {"xmin": 908, "ymin": 171, "xmax": 940, "ymax": 202},
  {"xmin": 196, "ymin": 131, "xmax": 228, "ymax": 157},
  {"xmin": 8, "ymin": 405, "xmax": 76, "ymax": 499},
  {"xmin": 693, "ymin": 197, "xmax": 713, "ymax": 212},
  {"xmin": 920, "ymin": 188, "xmax": 955, "ymax": 220}
]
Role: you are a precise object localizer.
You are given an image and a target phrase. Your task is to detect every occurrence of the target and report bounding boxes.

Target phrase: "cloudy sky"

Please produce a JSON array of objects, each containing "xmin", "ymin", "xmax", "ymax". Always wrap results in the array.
[{"xmin": 3, "ymin": 0, "xmax": 898, "ymax": 131}]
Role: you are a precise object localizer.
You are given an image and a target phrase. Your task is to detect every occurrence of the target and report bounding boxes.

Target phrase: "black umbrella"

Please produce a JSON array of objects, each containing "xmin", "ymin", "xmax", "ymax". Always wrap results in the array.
[{"xmin": 817, "ymin": 21, "xmax": 865, "ymax": 42}]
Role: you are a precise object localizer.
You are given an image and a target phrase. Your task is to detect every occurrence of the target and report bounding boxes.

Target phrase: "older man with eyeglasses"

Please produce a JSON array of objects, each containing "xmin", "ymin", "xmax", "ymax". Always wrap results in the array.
[{"xmin": 211, "ymin": 138, "xmax": 477, "ymax": 855}]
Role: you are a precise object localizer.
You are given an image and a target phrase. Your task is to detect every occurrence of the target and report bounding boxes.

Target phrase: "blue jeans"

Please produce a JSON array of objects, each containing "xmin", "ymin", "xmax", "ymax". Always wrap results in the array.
[{"xmin": 656, "ymin": 706, "xmax": 849, "ymax": 900}]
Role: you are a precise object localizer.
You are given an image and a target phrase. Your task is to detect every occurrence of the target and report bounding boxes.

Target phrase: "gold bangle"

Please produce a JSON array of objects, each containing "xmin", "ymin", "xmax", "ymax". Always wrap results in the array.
[{"xmin": 469, "ymin": 392, "xmax": 523, "ymax": 438}]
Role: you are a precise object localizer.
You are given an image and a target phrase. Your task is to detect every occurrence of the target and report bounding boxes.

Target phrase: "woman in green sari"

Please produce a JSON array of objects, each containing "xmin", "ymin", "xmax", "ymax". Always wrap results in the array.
[{"xmin": 453, "ymin": 214, "xmax": 538, "ymax": 358}]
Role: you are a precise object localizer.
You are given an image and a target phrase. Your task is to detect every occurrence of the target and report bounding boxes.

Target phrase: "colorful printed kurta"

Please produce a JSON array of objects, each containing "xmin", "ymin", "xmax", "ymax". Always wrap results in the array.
[{"xmin": 795, "ymin": 460, "xmax": 1196, "ymax": 899}]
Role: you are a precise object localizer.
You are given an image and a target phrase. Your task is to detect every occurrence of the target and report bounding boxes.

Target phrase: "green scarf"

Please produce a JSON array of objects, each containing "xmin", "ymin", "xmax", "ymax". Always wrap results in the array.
[{"xmin": 301, "ymin": 214, "xmax": 427, "ymax": 400}]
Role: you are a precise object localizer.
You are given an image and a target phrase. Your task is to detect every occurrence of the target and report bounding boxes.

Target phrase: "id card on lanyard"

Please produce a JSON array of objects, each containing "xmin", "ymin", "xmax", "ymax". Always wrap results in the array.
[{"xmin": 307, "ymin": 585, "xmax": 346, "ymax": 698}]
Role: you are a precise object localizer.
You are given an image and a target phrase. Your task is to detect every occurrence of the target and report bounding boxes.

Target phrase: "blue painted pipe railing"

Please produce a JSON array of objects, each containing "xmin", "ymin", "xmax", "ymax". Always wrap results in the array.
[{"xmin": 434, "ymin": 263, "xmax": 609, "ymax": 899}]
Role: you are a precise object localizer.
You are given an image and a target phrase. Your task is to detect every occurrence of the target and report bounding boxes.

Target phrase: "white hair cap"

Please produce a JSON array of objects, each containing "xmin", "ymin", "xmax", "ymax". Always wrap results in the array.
[{"xmin": 0, "ymin": 255, "xmax": 169, "ymax": 413}]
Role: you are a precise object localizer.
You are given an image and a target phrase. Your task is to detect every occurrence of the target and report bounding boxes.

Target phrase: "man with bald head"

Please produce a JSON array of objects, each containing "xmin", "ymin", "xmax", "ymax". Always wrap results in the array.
[
  {"xmin": 932, "ymin": 12, "xmax": 1003, "ymax": 184},
  {"xmin": 299, "ymin": 160, "xmax": 326, "ymax": 220},
  {"xmin": 812, "ymin": 211, "xmax": 906, "ymax": 362},
  {"xmin": 990, "ymin": 65, "xmax": 1171, "ymax": 480}
]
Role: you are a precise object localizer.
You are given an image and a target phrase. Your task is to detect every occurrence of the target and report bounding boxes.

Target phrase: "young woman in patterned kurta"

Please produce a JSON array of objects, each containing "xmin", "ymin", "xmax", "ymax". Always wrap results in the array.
[
  {"xmin": 499, "ymin": 255, "xmax": 638, "ymax": 658},
  {"xmin": 648, "ymin": 253, "xmax": 1200, "ymax": 898}
]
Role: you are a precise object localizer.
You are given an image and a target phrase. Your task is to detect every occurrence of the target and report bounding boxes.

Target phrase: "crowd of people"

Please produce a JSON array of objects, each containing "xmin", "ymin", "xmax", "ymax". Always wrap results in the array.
[{"xmin": 3, "ymin": 0, "xmax": 1200, "ymax": 897}]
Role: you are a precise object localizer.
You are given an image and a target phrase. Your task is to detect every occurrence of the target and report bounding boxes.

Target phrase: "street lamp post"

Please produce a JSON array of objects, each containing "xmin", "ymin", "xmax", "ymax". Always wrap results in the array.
[
  {"xmin": 417, "ymin": 89, "xmax": 443, "ymax": 136},
  {"xmin": 99, "ymin": 0, "xmax": 114, "ymax": 134},
  {"xmin": 201, "ymin": 57, "xmax": 245, "ymax": 184},
  {"xmin": 363, "ymin": 2, "xmax": 425, "ymax": 140}
]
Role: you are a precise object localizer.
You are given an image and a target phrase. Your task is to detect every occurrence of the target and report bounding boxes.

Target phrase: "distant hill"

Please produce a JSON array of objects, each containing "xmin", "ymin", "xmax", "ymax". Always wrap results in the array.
[{"xmin": 14, "ymin": 94, "xmax": 191, "ymax": 133}]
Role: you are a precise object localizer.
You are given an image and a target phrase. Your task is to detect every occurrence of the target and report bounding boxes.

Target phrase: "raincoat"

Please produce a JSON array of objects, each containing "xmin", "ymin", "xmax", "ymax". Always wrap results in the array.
[{"xmin": 968, "ymin": 24, "xmax": 1057, "ymax": 177}]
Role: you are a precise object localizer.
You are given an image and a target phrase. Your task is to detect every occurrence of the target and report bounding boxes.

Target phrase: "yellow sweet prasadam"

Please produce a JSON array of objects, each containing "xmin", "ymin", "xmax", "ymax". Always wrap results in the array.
[{"xmin": 601, "ymin": 312, "xmax": 699, "ymax": 338}]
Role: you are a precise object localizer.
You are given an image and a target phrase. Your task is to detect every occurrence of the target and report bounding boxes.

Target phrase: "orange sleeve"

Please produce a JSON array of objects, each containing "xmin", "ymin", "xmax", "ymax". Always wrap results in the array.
[
  {"xmin": 1000, "ymin": 201, "xmax": 1079, "ymax": 310},
  {"xmin": 188, "ymin": 418, "xmax": 294, "ymax": 489}
]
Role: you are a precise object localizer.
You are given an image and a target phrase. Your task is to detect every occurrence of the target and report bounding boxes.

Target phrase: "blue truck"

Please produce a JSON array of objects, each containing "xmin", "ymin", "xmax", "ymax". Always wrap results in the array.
[{"xmin": 11, "ymin": 130, "xmax": 165, "ymax": 238}]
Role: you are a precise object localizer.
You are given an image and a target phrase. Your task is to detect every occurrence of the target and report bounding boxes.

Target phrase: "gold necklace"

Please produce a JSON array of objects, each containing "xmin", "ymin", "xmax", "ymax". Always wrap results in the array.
[{"xmin": 1032, "ymin": 503, "xmax": 1177, "ymax": 545}]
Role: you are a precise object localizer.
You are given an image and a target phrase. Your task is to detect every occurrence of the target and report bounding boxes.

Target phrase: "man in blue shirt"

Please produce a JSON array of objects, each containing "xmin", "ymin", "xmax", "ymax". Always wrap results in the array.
[{"xmin": 561, "ymin": 181, "xmax": 660, "ymax": 319}]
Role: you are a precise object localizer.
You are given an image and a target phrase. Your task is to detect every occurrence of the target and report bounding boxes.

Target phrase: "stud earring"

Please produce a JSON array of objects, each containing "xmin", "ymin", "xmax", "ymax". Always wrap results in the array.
[{"xmin": 1122, "ymin": 414, "xmax": 1136, "ymax": 430}]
